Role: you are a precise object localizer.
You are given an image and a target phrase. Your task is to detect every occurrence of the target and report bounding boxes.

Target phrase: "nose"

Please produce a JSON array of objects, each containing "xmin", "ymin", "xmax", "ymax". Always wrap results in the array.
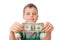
[{"xmin": 30, "ymin": 13, "xmax": 33, "ymax": 17}]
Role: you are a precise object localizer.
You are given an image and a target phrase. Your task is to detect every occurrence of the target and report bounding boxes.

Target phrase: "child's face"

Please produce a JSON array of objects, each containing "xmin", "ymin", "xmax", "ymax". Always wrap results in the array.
[{"xmin": 23, "ymin": 7, "xmax": 38, "ymax": 23}]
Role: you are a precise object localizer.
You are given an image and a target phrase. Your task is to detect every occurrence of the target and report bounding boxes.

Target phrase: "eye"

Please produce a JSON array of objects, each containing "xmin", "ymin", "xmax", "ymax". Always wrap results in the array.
[
  {"xmin": 26, "ymin": 13, "xmax": 30, "ymax": 15},
  {"xmin": 33, "ymin": 13, "xmax": 37, "ymax": 15}
]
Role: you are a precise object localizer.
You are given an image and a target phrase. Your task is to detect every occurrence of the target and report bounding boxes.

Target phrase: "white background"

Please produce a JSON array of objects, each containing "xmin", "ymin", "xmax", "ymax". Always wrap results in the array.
[{"xmin": 0, "ymin": 0, "xmax": 60, "ymax": 40}]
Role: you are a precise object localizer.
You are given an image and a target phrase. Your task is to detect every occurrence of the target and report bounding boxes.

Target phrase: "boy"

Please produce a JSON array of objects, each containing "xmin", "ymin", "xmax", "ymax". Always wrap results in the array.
[{"xmin": 9, "ymin": 3, "xmax": 54, "ymax": 40}]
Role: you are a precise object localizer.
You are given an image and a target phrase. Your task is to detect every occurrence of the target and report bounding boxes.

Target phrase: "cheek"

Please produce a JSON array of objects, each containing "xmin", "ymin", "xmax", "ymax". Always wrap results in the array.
[
  {"xmin": 23, "ymin": 15, "xmax": 29, "ymax": 20},
  {"xmin": 34, "ymin": 15, "xmax": 38, "ymax": 19}
]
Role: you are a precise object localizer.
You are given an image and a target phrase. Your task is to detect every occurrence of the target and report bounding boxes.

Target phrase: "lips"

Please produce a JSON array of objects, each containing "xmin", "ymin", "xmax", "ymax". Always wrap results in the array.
[{"xmin": 28, "ymin": 19, "xmax": 34, "ymax": 20}]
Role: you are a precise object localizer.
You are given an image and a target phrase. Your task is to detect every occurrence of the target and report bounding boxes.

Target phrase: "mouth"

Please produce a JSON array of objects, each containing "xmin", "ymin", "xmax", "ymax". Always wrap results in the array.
[
  {"xmin": 29, "ymin": 19, "xmax": 34, "ymax": 20},
  {"xmin": 27, "ymin": 19, "xmax": 35, "ymax": 23}
]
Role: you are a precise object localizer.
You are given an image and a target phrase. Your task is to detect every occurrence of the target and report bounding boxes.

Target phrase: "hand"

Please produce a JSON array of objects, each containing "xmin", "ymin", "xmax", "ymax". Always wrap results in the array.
[
  {"xmin": 42, "ymin": 22, "xmax": 54, "ymax": 32},
  {"xmin": 10, "ymin": 22, "xmax": 24, "ymax": 33}
]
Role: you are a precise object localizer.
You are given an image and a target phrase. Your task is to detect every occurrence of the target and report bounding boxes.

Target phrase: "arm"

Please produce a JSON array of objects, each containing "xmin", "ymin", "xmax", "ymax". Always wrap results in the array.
[
  {"xmin": 9, "ymin": 31, "xmax": 16, "ymax": 40},
  {"xmin": 9, "ymin": 32, "xmax": 19, "ymax": 40},
  {"xmin": 9, "ymin": 31, "xmax": 19, "ymax": 40},
  {"xmin": 42, "ymin": 32, "xmax": 51, "ymax": 40}
]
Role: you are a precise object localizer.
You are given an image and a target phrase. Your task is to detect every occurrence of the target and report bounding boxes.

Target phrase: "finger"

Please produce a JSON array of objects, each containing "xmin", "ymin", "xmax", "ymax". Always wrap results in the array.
[
  {"xmin": 12, "ymin": 25, "xmax": 22, "ymax": 32},
  {"xmin": 11, "ymin": 22, "xmax": 23, "ymax": 32},
  {"xmin": 45, "ymin": 26, "xmax": 52, "ymax": 32},
  {"xmin": 15, "ymin": 24, "xmax": 24, "ymax": 30},
  {"xmin": 44, "ymin": 24, "xmax": 54, "ymax": 32},
  {"xmin": 42, "ymin": 23, "xmax": 50, "ymax": 32},
  {"xmin": 46, "ymin": 24, "xmax": 53, "ymax": 32},
  {"xmin": 14, "ymin": 26, "xmax": 22, "ymax": 32},
  {"xmin": 20, "ymin": 24, "xmax": 24, "ymax": 28},
  {"xmin": 14, "ymin": 22, "xmax": 22, "ymax": 27},
  {"xmin": 14, "ymin": 22, "xmax": 20, "ymax": 25},
  {"xmin": 14, "ymin": 22, "xmax": 24, "ymax": 28},
  {"xmin": 15, "ymin": 25, "xmax": 24, "ymax": 32},
  {"xmin": 11, "ymin": 28, "xmax": 19, "ymax": 32},
  {"xmin": 46, "ymin": 26, "xmax": 54, "ymax": 32},
  {"xmin": 42, "ymin": 22, "xmax": 49, "ymax": 30},
  {"xmin": 14, "ymin": 23, "xmax": 24, "ymax": 30},
  {"xmin": 20, "ymin": 27, "xmax": 24, "ymax": 31}
]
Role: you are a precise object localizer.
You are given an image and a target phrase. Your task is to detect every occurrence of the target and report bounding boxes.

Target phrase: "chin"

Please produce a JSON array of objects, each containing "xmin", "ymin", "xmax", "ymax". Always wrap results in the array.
[{"xmin": 27, "ymin": 21, "xmax": 36, "ymax": 23}]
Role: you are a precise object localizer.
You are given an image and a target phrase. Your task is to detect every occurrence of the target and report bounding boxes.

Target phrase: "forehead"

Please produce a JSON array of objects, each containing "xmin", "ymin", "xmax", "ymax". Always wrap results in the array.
[{"xmin": 24, "ymin": 7, "xmax": 38, "ymax": 13}]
